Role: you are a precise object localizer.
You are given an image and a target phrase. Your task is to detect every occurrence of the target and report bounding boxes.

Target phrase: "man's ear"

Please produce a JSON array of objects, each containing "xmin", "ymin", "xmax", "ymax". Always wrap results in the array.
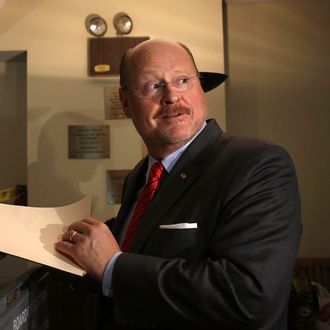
[{"xmin": 119, "ymin": 88, "xmax": 131, "ymax": 118}]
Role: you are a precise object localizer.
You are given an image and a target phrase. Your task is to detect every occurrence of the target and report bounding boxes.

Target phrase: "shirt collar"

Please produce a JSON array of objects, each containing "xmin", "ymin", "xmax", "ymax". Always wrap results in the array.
[{"xmin": 147, "ymin": 121, "xmax": 207, "ymax": 174}]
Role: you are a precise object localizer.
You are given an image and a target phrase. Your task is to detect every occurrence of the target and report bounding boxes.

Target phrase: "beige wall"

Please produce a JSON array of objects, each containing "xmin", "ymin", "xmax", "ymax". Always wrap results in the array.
[
  {"xmin": 225, "ymin": 0, "xmax": 330, "ymax": 257},
  {"xmin": 0, "ymin": 0, "xmax": 225, "ymax": 220}
]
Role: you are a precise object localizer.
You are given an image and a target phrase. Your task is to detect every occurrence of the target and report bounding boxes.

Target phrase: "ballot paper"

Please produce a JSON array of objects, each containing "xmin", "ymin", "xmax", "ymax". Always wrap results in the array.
[{"xmin": 0, "ymin": 196, "xmax": 91, "ymax": 276}]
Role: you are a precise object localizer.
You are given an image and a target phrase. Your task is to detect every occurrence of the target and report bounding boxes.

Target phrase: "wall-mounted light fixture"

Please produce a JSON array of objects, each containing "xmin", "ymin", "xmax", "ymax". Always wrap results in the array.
[
  {"xmin": 85, "ymin": 12, "xmax": 149, "ymax": 76},
  {"xmin": 85, "ymin": 14, "xmax": 108, "ymax": 37},
  {"xmin": 113, "ymin": 12, "xmax": 133, "ymax": 36}
]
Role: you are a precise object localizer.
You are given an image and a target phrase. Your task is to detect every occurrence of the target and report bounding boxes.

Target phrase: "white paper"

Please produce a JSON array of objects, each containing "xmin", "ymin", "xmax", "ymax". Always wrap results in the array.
[{"xmin": 0, "ymin": 196, "xmax": 91, "ymax": 276}]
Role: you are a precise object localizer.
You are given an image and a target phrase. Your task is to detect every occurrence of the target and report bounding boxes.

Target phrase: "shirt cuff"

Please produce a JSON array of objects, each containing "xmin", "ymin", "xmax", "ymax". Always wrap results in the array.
[{"xmin": 102, "ymin": 251, "xmax": 122, "ymax": 297}]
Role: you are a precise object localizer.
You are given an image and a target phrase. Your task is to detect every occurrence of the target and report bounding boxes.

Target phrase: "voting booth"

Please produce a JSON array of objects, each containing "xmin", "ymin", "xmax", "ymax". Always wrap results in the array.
[{"xmin": 0, "ymin": 261, "xmax": 50, "ymax": 330}]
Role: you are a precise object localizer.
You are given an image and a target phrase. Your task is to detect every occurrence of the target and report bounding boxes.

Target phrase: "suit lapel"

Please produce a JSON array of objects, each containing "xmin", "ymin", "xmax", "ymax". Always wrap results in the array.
[
  {"xmin": 128, "ymin": 156, "xmax": 201, "ymax": 252},
  {"xmin": 128, "ymin": 119, "xmax": 223, "ymax": 253}
]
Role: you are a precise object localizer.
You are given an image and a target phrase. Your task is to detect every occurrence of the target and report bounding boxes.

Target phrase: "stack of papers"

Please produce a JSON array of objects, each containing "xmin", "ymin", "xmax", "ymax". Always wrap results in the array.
[{"xmin": 0, "ymin": 196, "xmax": 91, "ymax": 276}]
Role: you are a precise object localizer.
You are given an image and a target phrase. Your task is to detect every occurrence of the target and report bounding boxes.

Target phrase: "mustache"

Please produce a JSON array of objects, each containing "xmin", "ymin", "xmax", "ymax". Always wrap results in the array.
[{"xmin": 154, "ymin": 105, "xmax": 191, "ymax": 119}]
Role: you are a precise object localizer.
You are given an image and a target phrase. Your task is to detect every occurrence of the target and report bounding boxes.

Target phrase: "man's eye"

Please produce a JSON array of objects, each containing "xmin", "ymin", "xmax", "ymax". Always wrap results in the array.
[
  {"xmin": 175, "ymin": 77, "xmax": 189, "ymax": 86},
  {"xmin": 145, "ymin": 82, "xmax": 162, "ymax": 91}
]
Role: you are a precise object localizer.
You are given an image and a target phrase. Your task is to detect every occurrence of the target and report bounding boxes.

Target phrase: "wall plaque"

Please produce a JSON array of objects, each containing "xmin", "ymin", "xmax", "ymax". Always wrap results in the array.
[
  {"xmin": 107, "ymin": 169, "xmax": 130, "ymax": 204},
  {"xmin": 68, "ymin": 125, "xmax": 110, "ymax": 159},
  {"xmin": 104, "ymin": 83, "xmax": 126, "ymax": 119},
  {"xmin": 87, "ymin": 36, "xmax": 150, "ymax": 76}
]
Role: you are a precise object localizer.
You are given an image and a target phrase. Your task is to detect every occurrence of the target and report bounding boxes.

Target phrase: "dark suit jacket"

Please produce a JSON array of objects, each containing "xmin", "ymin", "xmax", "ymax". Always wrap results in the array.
[{"xmin": 106, "ymin": 119, "xmax": 302, "ymax": 330}]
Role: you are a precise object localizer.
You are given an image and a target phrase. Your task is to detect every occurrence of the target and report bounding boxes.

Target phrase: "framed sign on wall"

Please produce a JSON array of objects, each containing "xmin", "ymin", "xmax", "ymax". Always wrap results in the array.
[{"xmin": 87, "ymin": 36, "xmax": 149, "ymax": 76}]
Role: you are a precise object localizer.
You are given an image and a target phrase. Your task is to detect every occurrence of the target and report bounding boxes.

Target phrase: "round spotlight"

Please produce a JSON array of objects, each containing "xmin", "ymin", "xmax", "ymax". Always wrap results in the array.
[
  {"xmin": 113, "ymin": 12, "xmax": 133, "ymax": 35},
  {"xmin": 85, "ymin": 14, "xmax": 107, "ymax": 37}
]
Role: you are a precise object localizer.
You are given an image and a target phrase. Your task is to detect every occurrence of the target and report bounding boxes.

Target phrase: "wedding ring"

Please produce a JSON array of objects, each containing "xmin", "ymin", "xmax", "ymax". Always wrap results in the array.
[{"xmin": 70, "ymin": 230, "xmax": 78, "ymax": 243}]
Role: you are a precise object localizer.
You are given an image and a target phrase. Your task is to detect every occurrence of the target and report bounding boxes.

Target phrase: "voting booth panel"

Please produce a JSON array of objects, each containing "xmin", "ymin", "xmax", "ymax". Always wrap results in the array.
[{"xmin": 0, "ymin": 265, "xmax": 50, "ymax": 330}]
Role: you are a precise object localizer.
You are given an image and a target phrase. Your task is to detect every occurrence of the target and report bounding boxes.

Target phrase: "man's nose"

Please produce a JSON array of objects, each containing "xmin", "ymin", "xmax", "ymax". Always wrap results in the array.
[{"xmin": 161, "ymin": 83, "xmax": 179, "ymax": 104}]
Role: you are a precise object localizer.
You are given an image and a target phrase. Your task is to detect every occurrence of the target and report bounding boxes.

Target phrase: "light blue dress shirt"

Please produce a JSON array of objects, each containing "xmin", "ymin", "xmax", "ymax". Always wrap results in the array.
[{"xmin": 102, "ymin": 122, "xmax": 206, "ymax": 296}]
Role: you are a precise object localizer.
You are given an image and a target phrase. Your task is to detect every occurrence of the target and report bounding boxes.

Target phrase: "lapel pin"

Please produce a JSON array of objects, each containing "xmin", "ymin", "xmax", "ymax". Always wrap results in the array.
[{"xmin": 180, "ymin": 172, "xmax": 187, "ymax": 180}]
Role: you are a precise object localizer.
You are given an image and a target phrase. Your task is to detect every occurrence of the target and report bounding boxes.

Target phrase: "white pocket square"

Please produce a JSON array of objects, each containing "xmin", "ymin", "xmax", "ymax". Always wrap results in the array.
[{"xmin": 159, "ymin": 223, "xmax": 198, "ymax": 229}]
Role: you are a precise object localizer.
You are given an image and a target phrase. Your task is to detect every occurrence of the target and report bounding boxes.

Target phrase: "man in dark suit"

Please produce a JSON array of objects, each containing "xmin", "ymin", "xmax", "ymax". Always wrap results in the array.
[{"xmin": 56, "ymin": 38, "xmax": 301, "ymax": 329}]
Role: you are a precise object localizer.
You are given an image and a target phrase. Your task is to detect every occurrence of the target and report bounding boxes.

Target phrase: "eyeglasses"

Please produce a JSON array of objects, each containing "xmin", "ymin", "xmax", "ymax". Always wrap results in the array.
[{"xmin": 128, "ymin": 75, "xmax": 199, "ymax": 98}]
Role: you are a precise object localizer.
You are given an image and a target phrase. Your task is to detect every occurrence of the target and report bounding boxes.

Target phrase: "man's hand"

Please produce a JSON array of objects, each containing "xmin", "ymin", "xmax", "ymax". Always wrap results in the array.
[{"xmin": 55, "ymin": 217, "xmax": 121, "ymax": 282}]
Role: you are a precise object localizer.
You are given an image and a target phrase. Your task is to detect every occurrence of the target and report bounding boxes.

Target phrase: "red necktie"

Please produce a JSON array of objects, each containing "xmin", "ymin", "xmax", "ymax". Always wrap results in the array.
[{"xmin": 121, "ymin": 162, "xmax": 165, "ymax": 251}]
